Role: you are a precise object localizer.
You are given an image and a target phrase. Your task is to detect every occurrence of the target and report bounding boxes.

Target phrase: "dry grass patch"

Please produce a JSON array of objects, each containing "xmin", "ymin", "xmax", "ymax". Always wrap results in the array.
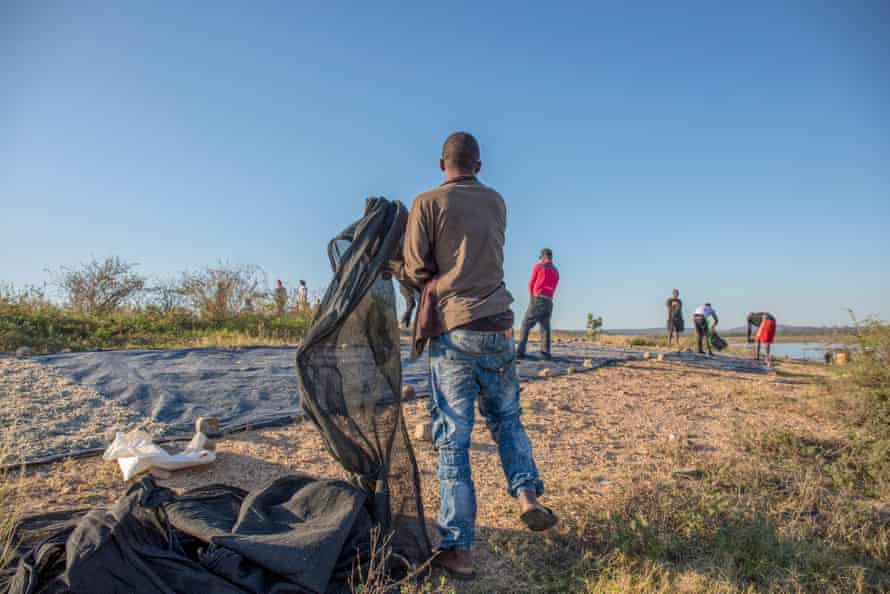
[{"xmin": 0, "ymin": 421, "xmax": 24, "ymax": 573}]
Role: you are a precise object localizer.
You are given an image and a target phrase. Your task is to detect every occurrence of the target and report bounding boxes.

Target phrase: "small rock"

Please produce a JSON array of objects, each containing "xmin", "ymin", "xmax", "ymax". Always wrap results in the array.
[
  {"xmin": 566, "ymin": 367, "xmax": 575, "ymax": 375},
  {"xmin": 15, "ymin": 346, "xmax": 33, "ymax": 359},
  {"xmin": 414, "ymin": 422, "xmax": 432, "ymax": 442},
  {"xmin": 672, "ymin": 467, "xmax": 703, "ymax": 479},
  {"xmin": 643, "ymin": 351, "xmax": 651, "ymax": 360},
  {"xmin": 401, "ymin": 385, "xmax": 416, "ymax": 400},
  {"xmin": 582, "ymin": 359, "xmax": 594, "ymax": 368},
  {"xmin": 195, "ymin": 416, "xmax": 222, "ymax": 439},
  {"xmin": 656, "ymin": 353, "xmax": 665, "ymax": 362},
  {"xmin": 537, "ymin": 368, "xmax": 553, "ymax": 378}
]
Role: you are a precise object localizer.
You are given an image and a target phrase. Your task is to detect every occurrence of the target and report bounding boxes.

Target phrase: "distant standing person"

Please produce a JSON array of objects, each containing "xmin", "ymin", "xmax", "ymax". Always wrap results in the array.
[
  {"xmin": 517, "ymin": 248, "xmax": 560, "ymax": 360},
  {"xmin": 274, "ymin": 279, "xmax": 288, "ymax": 317},
  {"xmin": 693, "ymin": 303, "xmax": 719, "ymax": 356},
  {"xmin": 295, "ymin": 280, "xmax": 309, "ymax": 311},
  {"xmin": 747, "ymin": 312, "xmax": 777, "ymax": 366},
  {"xmin": 665, "ymin": 289, "xmax": 684, "ymax": 346}
]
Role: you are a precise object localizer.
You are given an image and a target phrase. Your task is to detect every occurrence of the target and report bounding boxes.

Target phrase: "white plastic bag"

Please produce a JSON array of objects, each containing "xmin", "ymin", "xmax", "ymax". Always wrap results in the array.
[{"xmin": 103, "ymin": 430, "xmax": 216, "ymax": 481}]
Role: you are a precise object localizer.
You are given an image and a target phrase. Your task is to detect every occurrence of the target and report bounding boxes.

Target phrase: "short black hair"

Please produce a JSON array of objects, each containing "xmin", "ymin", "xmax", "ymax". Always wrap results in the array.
[
  {"xmin": 442, "ymin": 132, "xmax": 480, "ymax": 172},
  {"xmin": 540, "ymin": 248, "xmax": 553, "ymax": 259}
]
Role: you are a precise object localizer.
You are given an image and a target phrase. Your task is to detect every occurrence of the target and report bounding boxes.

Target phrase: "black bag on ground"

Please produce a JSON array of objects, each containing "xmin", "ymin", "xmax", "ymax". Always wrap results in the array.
[{"xmin": 710, "ymin": 332, "xmax": 728, "ymax": 351}]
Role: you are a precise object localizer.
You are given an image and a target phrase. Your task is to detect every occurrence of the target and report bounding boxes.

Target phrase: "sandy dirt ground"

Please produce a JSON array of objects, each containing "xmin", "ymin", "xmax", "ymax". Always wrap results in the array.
[
  {"xmin": 4, "ymin": 352, "xmax": 844, "ymax": 592},
  {"xmin": 0, "ymin": 358, "xmax": 169, "ymax": 465}
]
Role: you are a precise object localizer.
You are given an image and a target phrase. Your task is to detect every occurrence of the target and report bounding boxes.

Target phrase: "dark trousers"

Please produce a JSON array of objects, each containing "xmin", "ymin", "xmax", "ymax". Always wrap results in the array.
[
  {"xmin": 517, "ymin": 296, "xmax": 553, "ymax": 356},
  {"xmin": 693, "ymin": 314, "xmax": 710, "ymax": 354},
  {"xmin": 398, "ymin": 281, "xmax": 418, "ymax": 328}
]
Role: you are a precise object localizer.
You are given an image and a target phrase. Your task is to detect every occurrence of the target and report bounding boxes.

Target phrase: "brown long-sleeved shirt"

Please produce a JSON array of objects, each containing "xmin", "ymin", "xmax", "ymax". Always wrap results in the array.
[{"xmin": 402, "ymin": 176, "xmax": 514, "ymax": 331}]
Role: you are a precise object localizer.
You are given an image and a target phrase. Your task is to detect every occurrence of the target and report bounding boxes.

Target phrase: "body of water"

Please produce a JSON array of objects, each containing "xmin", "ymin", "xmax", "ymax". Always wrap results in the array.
[{"xmin": 729, "ymin": 342, "xmax": 845, "ymax": 361}]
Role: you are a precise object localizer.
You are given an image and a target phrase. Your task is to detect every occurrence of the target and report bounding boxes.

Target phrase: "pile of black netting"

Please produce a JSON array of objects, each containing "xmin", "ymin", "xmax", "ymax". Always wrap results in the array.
[{"xmin": 1, "ymin": 198, "xmax": 430, "ymax": 594}]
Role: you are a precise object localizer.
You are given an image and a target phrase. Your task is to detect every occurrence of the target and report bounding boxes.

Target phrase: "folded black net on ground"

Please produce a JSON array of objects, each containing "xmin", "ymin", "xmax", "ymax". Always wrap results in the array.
[
  {"xmin": 3, "ymin": 475, "xmax": 376, "ymax": 594},
  {"xmin": 1, "ymin": 197, "xmax": 431, "ymax": 594}
]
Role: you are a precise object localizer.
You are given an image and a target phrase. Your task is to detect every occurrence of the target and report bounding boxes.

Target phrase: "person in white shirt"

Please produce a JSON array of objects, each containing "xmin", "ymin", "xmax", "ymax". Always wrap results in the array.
[
  {"xmin": 693, "ymin": 303, "xmax": 719, "ymax": 355},
  {"xmin": 295, "ymin": 280, "xmax": 309, "ymax": 311}
]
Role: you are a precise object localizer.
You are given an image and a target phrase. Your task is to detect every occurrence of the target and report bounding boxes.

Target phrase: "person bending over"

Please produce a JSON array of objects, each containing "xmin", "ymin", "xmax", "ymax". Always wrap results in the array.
[
  {"xmin": 517, "ymin": 248, "xmax": 560, "ymax": 360},
  {"xmin": 666, "ymin": 289, "xmax": 684, "ymax": 346},
  {"xmin": 693, "ymin": 303, "xmax": 719, "ymax": 356},
  {"xmin": 747, "ymin": 312, "xmax": 777, "ymax": 366},
  {"xmin": 400, "ymin": 132, "xmax": 557, "ymax": 580}
]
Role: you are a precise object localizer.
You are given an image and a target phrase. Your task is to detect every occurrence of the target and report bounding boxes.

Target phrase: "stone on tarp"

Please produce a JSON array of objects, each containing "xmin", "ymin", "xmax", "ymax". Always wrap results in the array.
[
  {"xmin": 582, "ymin": 359, "xmax": 594, "ymax": 369},
  {"xmin": 656, "ymin": 353, "xmax": 665, "ymax": 362},
  {"xmin": 643, "ymin": 352, "xmax": 651, "ymax": 360},
  {"xmin": 195, "ymin": 416, "xmax": 222, "ymax": 439},
  {"xmin": 414, "ymin": 422, "xmax": 432, "ymax": 442},
  {"xmin": 537, "ymin": 368, "xmax": 554, "ymax": 378},
  {"xmin": 15, "ymin": 346, "xmax": 33, "ymax": 359},
  {"xmin": 566, "ymin": 367, "xmax": 576, "ymax": 375}
]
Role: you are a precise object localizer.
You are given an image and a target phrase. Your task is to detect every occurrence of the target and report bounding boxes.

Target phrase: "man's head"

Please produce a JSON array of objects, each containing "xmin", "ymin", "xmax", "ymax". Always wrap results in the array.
[
  {"xmin": 440, "ymin": 132, "xmax": 481, "ymax": 178},
  {"xmin": 540, "ymin": 248, "xmax": 553, "ymax": 262},
  {"xmin": 672, "ymin": 289, "xmax": 679, "ymax": 298},
  {"xmin": 299, "ymin": 280, "xmax": 306, "ymax": 286},
  {"xmin": 705, "ymin": 302, "xmax": 712, "ymax": 308},
  {"xmin": 277, "ymin": 279, "xmax": 283, "ymax": 288}
]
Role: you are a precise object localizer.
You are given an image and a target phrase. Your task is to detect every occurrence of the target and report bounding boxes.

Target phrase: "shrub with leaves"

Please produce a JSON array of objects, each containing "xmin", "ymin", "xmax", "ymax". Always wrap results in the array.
[
  {"xmin": 55, "ymin": 257, "xmax": 145, "ymax": 315},
  {"xmin": 844, "ymin": 313, "xmax": 890, "ymax": 437},
  {"xmin": 586, "ymin": 313, "xmax": 603, "ymax": 340},
  {"xmin": 179, "ymin": 262, "xmax": 267, "ymax": 319}
]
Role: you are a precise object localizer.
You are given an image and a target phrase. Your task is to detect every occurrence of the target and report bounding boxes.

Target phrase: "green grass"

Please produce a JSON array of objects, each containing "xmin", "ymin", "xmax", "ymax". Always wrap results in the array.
[{"xmin": 0, "ymin": 302, "xmax": 313, "ymax": 353}]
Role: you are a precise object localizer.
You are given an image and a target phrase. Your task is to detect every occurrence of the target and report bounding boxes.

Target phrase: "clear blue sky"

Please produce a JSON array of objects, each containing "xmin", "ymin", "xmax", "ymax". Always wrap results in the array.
[{"xmin": 2, "ymin": 1, "xmax": 888, "ymax": 329}]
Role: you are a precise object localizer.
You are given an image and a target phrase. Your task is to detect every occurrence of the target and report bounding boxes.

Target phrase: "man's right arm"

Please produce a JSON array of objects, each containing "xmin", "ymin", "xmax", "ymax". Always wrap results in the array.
[{"xmin": 403, "ymin": 198, "xmax": 436, "ymax": 287}]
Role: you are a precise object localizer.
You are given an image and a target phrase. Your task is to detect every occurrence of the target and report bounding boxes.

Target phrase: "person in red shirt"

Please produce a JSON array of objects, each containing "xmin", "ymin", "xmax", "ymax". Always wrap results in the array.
[{"xmin": 517, "ymin": 248, "xmax": 560, "ymax": 360}]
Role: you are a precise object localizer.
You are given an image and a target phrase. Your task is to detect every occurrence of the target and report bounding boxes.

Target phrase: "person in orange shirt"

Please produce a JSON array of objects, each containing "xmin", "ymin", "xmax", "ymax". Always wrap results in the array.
[{"xmin": 747, "ymin": 312, "xmax": 777, "ymax": 366}]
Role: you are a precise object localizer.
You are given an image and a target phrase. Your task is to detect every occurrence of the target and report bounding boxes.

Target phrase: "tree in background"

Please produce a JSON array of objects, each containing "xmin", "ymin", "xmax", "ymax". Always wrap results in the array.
[
  {"xmin": 587, "ymin": 313, "xmax": 603, "ymax": 341},
  {"xmin": 142, "ymin": 277, "xmax": 187, "ymax": 314},
  {"xmin": 55, "ymin": 257, "xmax": 145, "ymax": 315},
  {"xmin": 179, "ymin": 262, "xmax": 267, "ymax": 319}
]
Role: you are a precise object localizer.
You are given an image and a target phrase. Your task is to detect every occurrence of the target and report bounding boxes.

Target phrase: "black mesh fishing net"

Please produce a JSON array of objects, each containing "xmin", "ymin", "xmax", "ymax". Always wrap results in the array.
[
  {"xmin": 296, "ymin": 197, "xmax": 431, "ymax": 565},
  {"xmin": 0, "ymin": 198, "xmax": 431, "ymax": 594}
]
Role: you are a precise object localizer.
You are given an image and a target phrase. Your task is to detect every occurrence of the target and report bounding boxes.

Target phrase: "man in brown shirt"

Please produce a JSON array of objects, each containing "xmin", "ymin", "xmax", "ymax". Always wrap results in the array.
[{"xmin": 401, "ymin": 132, "xmax": 556, "ymax": 580}]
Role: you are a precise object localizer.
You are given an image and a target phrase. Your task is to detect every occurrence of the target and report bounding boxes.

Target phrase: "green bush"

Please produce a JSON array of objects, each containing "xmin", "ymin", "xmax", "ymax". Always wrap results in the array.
[
  {"xmin": 843, "ymin": 318, "xmax": 890, "ymax": 438},
  {"xmin": 0, "ymin": 302, "xmax": 313, "ymax": 353}
]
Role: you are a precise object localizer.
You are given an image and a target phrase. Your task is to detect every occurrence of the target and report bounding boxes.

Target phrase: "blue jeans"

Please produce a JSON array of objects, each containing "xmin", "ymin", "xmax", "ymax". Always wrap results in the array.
[{"xmin": 428, "ymin": 329, "xmax": 544, "ymax": 550}]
